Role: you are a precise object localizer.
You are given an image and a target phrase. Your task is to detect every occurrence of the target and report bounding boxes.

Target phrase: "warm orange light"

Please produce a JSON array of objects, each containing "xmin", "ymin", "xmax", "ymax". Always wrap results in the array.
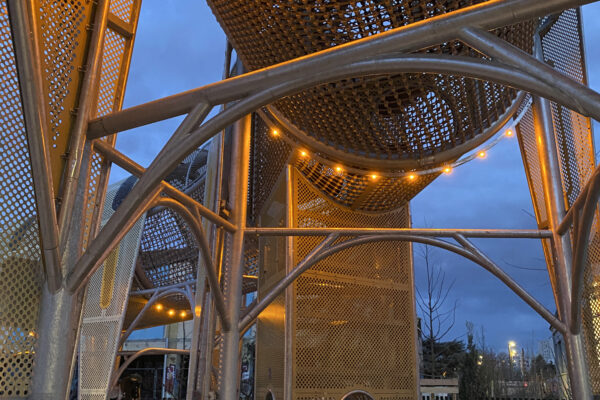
[
  {"xmin": 370, "ymin": 173, "xmax": 378, "ymax": 180},
  {"xmin": 168, "ymin": 309, "xmax": 175, "ymax": 317},
  {"xmin": 299, "ymin": 150, "xmax": 308, "ymax": 158},
  {"xmin": 478, "ymin": 151, "xmax": 486, "ymax": 159},
  {"xmin": 443, "ymin": 166, "xmax": 452, "ymax": 174},
  {"xmin": 155, "ymin": 303, "xmax": 163, "ymax": 311},
  {"xmin": 408, "ymin": 173, "xmax": 416, "ymax": 181},
  {"xmin": 505, "ymin": 129, "xmax": 514, "ymax": 137},
  {"xmin": 335, "ymin": 166, "xmax": 343, "ymax": 173},
  {"xmin": 180, "ymin": 311, "xmax": 187, "ymax": 318},
  {"xmin": 271, "ymin": 129, "xmax": 279, "ymax": 137},
  {"xmin": 28, "ymin": 331, "xmax": 35, "ymax": 338}
]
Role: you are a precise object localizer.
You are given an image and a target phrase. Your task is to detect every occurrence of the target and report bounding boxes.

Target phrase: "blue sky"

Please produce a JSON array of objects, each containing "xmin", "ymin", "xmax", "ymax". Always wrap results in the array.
[{"xmin": 115, "ymin": 2, "xmax": 600, "ymax": 353}]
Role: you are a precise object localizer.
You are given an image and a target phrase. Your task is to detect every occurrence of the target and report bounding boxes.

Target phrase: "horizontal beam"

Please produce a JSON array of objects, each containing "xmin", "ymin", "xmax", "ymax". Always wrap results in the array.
[
  {"xmin": 245, "ymin": 227, "xmax": 553, "ymax": 239},
  {"xmin": 93, "ymin": 139, "xmax": 236, "ymax": 232},
  {"xmin": 87, "ymin": 0, "xmax": 592, "ymax": 137},
  {"xmin": 129, "ymin": 279, "xmax": 196, "ymax": 296}
]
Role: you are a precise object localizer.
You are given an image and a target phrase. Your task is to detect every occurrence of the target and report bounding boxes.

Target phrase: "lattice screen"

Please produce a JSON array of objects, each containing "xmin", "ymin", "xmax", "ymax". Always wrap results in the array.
[
  {"xmin": 0, "ymin": 5, "xmax": 42, "ymax": 396},
  {"xmin": 79, "ymin": 181, "xmax": 146, "ymax": 399}
]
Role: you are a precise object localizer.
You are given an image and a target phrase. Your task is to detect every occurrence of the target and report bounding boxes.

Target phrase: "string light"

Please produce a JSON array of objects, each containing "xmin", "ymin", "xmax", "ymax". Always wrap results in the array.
[
  {"xmin": 168, "ymin": 309, "xmax": 175, "ymax": 317},
  {"xmin": 505, "ymin": 129, "xmax": 514, "ymax": 137},
  {"xmin": 407, "ymin": 173, "xmax": 416, "ymax": 181},
  {"xmin": 370, "ymin": 173, "xmax": 378, "ymax": 181},
  {"xmin": 478, "ymin": 151, "xmax": 486, "ymax": 159},
  {"xmin": 155, "ymin": 303, "xmax": 163, "ymax": 311},
  {"xmin": 180, "ymin": 311, "xmax": 187, "ymax": 318},
  {"xmin": 299, "ymin": 150, "xmax": 308, "ymax": 158},
  {"xmin": 335, "ymin": 166, "xmax": 343, "ymax": 173},
  {"xmin": 443, "ymin": 166, "xmax": 452, "ymax": 174},
  {"xmin": 271, "ymin": 129, "xmax": 279, "ymax": 137}
]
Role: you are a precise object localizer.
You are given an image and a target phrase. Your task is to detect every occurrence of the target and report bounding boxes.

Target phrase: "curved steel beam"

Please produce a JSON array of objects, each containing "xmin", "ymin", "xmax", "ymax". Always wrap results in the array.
[
  {"xmin": 87, "ymin": 0, "xmax": 593, "ymax": 137},
  {"xmin": 239, "ymin": 233, "xmax": 565, "ymax": 334},
  {"xmin": 70, "ymin": 54, "xmax": 592, "ymax": 298},
  {"xmin": 119, "ymin": 287, "xmax": 192, "ymax": 348},
  {"xmin": 110, "ymin": 347, "xmax": 189, "ymax": 390},
  {"xmin": 152, "ymin": 197, "xmax": 230, "ymax": 331}
]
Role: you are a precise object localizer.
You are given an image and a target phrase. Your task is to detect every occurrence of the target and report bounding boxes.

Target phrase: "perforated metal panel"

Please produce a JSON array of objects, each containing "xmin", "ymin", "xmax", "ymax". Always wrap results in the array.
[
  {"xmin": 291, "ymin": 171, "xmax": 417, "ymax": 399},
  {"xmin": 208, "ymin": 0, "xmax": 534, "ymax": 173},
  {"xmin": 79, "ymin": 181, "xmax": 146, "ymax": 399},
  {"xmin": 539, "ymin": 9, "xmax": 600, "ymax": 395},
  {"xmin": 256, "ymin": 168, "xmax": 417, "ymax": 399},
  {"xmin": 0, "ymin": 3, "xmax": 43, "ymax": 397}
]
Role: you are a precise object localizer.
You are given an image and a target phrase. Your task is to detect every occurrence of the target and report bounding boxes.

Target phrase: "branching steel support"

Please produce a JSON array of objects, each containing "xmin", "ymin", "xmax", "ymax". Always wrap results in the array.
[
  {"xmin": 219, "ymin": 114, "xmax": 251, "ymax": 400},
  {"xmin": 529, "ymin": 33, "xmax": 592, "ymax": 397}
]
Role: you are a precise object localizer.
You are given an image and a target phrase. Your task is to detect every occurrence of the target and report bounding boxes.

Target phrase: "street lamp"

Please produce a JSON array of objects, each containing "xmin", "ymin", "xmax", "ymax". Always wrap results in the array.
[{"xmin": 508, "ymin": 341, "xmax": 517, "ymax": 378}]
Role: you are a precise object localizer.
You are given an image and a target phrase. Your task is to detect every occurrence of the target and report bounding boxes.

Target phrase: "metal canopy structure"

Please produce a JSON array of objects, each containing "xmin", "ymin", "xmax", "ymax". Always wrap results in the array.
[{"xmin": 2, "ymin": 0, "xmax": 600, "ymax": 399}]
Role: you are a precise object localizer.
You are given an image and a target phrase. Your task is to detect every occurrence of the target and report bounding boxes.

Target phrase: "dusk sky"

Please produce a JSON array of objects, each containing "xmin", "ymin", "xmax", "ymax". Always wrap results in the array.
[{"xmin": 114, "ymin": 2, "xmax": 600, "ymax": 354}]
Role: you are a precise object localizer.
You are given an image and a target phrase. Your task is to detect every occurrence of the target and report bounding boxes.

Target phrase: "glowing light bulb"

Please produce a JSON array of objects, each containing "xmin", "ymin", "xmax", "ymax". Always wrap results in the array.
[
  {"xmin": 478, "ymin": 151, "xmax": 486, "ymax": 159},
  {"xmin": 299, "ymin": 150, "xmax": 308, "ymax": 158},
  {"xmin": 180, "ymin": 311, "xmax": 187, "ymax": 318},
  {"xmin": 370, "ymin": 174, "xmax": 378, "ymax": 181},
  {"xmin": 168, "ymin": 309, "xmax": 175, "ymax": 317},
  {"xmin": 505, "ymin": 129, "xmax": 514, "ymax": 137},
  {"xmin": 408, "ymin": 173, "xmax": 416, "ymax": 181},
  {"xmin": 443, "ymin": 166, "xmax": 452, "ymax": 174},
  {"xmin": 155, "ymin": 303, "xmax": 163, "ymax": 311},
  {"xmin": 335, "ymin": 166, "xmax": 343, "ymax": 173},
  {"xmin": 271, "ymin": 129, "xmax": 279, "ymax": 137}
]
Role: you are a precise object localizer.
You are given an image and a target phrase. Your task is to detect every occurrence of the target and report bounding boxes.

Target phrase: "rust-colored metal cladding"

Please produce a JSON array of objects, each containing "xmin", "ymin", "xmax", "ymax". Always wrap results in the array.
[{"xmin": 208, "ymin": 0, "xmax": 534, "ymax": 171}]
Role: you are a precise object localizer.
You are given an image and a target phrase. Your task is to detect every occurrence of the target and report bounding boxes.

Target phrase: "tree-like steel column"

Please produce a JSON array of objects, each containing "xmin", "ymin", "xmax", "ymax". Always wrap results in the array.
[
  {"xmin": 219, "ymin": 114, "xmax": 251, "ymax": 400},
  {"xmin": 531, "ymin": 32, "xmax": 592, "ymax": 397}
]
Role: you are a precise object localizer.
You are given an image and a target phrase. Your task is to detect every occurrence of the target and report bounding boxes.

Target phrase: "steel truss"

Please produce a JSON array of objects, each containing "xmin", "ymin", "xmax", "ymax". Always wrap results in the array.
[{"xmin": 18, "ymin": 0, "xmax": 600, "ymax": 399}]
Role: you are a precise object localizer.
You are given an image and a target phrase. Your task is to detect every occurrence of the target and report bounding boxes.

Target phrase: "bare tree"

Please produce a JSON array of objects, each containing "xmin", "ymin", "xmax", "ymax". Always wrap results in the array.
[{"xmin": 416, "ymin": 243, "xmax": 458, "ymax": 378}]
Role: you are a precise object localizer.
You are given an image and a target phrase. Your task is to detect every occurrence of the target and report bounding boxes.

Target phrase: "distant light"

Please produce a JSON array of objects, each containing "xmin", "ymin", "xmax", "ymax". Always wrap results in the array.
[
  {"xmin": 508, "ymin": 340, "xmax": 516, "ymax": 347},
  {"xmin": 408, "ymin": 173, "xmax": 416, "ymax": 181},
  {"xmin": 370, "ymin": 174, "xmax": 378, "ymax": 181},
  {"xmin": 155, "ymin": 303, "xmax": 163, "ymax": 311},
  {"xmin": 505, "ymin": 129, "xmax": 514, "ymax": 137},
  {"xmin": 478, "ymin": 151, "xmax": 486, "ymax": 159},
  {"xmin": 180, "ymin": 311, "xmax": 187, "ymax": 318},
  {"xmin": 443, "ymin": 166, "xmax": 452, "ymax": 175},
  {"xmin": 168, "ymin": 309, "xmax": 175, "ymax": 317},
  {"xmin": 271, "ymin": 129, "xmax": 279, "ymax": 137},
  {"xmin": 335, "ymin": 166, "xmax": 343, "ymax": 173},
  {"xmin": 299, "ymin": 150, "xmax": 308, "ymax": 158}
]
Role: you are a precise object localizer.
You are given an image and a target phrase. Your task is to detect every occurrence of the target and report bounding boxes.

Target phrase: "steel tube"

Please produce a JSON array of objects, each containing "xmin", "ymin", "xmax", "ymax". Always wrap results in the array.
[
  {"xmin": 8, "ymin": 0, "xmax": 62, "ymax": 292},
  {"xmin": 245, "ymin": 227, "xmax": 552, "ymax": 238},
  {"xmin": 57, "ymin": 0, "xmax": 110, "ymax": 251},
  {"xmin": 530, "ymin": 30, "xmax": 592, "ymax": 397},
  {"xmin": 238, "ymin": 234, "xmax": 338, "ymax": 333},
  {"xmin": 87, "ymin": 0, "xmax": 592, "ymax": 137},
  {"xmin": 153, "ymin": 197, "xmax": 230, "ymax": 331},
  {"xmin": 93, "ymin": 139, "xmax": 236, "ymax": 232},
  {"xmin": 557, "ymin": 167, "xmax": 600, "ymax": 235},
  {"xmin": 571, "ymin": 173, "xmax": 600, "ymax": 330},
  {"xmin": 129, "ymin": 279, "xmax": 196, "ymax": 296},
  {"xmin": 458, "ymin": 26, "xmax": 600, "ymax": 120},
  {"xmin": 219, "ymin": 114, "xmax": 251, "ymax": 400}
]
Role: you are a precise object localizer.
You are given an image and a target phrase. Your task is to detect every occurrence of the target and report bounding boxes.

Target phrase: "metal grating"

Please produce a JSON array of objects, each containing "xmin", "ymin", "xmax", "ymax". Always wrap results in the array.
[
  {"xmin": 34, "ymin": 0, "xmax": 94, "ymax": 196},
  {"xmin": 208, "ymin": 0, "xmax": 534, "ymax": 171},
  {"xmin": 539, "ymin": 8, "xmax": 600, "ymax": 394},
  {"xmin": 109, "ymin": 0, "xmax": 134, "ymax": 24},
  {"xmin": 291, "ymin": 171, "xmax": 416, "ymax": 399},
  {"xmin": 0, "ymin": 3, "xmax": 43, "ymax": 397},
  {"xmin": 79, "ymin": 181, "xmax": 146, "ymax": 399}
]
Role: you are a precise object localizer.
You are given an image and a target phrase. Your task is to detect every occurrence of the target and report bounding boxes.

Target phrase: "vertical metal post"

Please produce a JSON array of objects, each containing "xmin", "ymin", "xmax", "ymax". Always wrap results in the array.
[
  {"xmin": 532, "ymin": 34, "xmax": 592, "ymax": 400},
  {"xmin": 219, "ymin": 114, "xmax": 251, "ymax": 400},
  {"xmin": 284, "ymin": 165, "xmax": 294, "ymax": 400}
]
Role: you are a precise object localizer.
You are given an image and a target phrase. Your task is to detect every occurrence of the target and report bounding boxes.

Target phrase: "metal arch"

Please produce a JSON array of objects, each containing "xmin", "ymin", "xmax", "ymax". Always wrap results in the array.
[
  {"xmin": 340, "ymin": 390, "xmax": 375, "ymax": 400},
  {"xmin": 109, "ymin": 347, "xmax": 189, "ymax": 391},
  {"xmin": 240, "ymin": 232, "xmax": 565, "ymax": 335},
  {"xmin": 118, "ymin": 286, "xmax": 194, "ymax": 349},
  {"xmin": 152, "ymin": 197, "xmax": 230, "ymax": 331},
  {"xmin": 69, "ymin": 52, "xmax": 600, "ymax": 295}
]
